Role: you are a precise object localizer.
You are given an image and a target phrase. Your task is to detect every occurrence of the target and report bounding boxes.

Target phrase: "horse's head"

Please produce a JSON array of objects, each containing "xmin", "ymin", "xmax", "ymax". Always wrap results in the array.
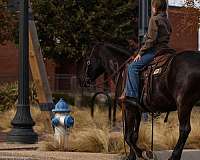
[
  {"xmin": 77, "ymin": 43, "xmax": 132, "ymax": 87},
  {"xmin": 77, "ymin": 44, "xmax": 105, "ymax": 87}
]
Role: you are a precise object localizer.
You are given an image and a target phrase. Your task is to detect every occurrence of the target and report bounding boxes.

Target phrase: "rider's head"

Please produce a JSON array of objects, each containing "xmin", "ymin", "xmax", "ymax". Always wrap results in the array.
[{"xmin": 151, "ymin": 0, "xmax": 167, "ymax": 14}]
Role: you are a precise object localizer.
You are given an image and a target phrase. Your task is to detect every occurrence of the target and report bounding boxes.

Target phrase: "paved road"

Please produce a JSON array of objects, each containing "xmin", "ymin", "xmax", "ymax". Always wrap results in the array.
[{"xmin": 156, "ymin": 150, "xmax": 200, "ymax": 160}]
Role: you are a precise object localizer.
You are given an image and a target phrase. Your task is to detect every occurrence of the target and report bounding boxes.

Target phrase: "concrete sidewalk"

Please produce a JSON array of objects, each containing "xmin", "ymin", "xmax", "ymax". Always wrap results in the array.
[
  {"xmin": 0, "ymin": 142, "xmax": 199, "ymax": 160},
  {"xmin": 0, "ymin": 142, "xmax": 120, "ymax": 160},
  {"xmin": 0, "ymin": 151, "xmax": 121, "ymax": 160}
]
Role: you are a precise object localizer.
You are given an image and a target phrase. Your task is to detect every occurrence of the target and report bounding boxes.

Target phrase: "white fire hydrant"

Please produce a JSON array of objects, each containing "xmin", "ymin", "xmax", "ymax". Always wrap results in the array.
[{"xmin": 51, "ymin": 98, "xmax": 74, "ymax": 149}]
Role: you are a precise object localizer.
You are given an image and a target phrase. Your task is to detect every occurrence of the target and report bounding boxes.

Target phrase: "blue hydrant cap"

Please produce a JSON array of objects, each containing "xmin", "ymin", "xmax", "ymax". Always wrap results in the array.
[{"xmin": 52, "ymin": 98, "xmax": 71, "ymax": 112}]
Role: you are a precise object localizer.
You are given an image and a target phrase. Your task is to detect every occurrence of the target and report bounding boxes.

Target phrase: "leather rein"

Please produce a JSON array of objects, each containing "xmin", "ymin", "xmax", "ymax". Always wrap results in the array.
[{"xmin": 83, "ymin": 44, "xmax": 133, "ymax": 88}]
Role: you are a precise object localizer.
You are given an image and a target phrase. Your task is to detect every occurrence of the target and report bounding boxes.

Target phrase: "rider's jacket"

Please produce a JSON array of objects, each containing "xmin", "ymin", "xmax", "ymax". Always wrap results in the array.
[{"xmin": 138, "ymin": 12, "xmax": 172, "ymax": 56}]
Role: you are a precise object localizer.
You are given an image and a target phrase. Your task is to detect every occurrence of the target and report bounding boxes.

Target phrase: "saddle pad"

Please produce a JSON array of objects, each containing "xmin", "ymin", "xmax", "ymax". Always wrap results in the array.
[{"xmin": 142, "ymin": 53, "xmax": 174, "ymax": 77}]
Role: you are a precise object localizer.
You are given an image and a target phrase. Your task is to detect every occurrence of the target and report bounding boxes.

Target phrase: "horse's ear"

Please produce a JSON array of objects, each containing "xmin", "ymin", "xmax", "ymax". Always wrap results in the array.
[
  {"xmin": 108, "ymin": 60, "xmax": 114, "ymax": 73},
  {"xmin": 109, "ymin": 59, "xmax": 119, "ymax": 72}
]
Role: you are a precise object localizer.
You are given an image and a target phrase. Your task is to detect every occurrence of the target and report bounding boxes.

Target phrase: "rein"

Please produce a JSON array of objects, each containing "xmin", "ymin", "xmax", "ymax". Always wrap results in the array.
[
  {"xmin": 82, "ymin": 43, "xmax": 135, "ymax": 89},
  {"xmin": 90, "ymin": 57, "xmax": 133, "ymax": 88}
]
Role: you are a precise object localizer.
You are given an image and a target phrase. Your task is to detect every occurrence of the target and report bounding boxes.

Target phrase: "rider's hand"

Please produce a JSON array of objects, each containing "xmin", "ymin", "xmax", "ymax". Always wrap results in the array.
[{"xmin": 133, "ymin": 54, "xmax": 141, "ymax": 62}]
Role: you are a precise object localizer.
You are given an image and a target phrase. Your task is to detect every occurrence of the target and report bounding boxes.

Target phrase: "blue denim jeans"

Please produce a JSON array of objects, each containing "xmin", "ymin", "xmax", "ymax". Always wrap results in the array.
[{"xmin": 125, "ymin": 49, "xmax": 155, "ymax": 98}]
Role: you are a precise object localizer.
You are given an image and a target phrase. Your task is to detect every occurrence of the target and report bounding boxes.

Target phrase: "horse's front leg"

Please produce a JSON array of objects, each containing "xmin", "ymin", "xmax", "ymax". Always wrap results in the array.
[
  {"xmin": 169, "ymin": 106, "xmax": 192, "ymax": 160},
  {"xmin": 124, "ymin": 104, "xmax": 143, "ymax": 160},
  {"xmin": 131, "ymin": 109, "xmax": 144, "ymax": 158}
]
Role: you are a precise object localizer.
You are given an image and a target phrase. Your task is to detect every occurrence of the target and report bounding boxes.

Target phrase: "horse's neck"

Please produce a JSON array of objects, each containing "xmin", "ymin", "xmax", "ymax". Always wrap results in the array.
[
  {"xmin": 103, "ymin": 56, "xmax": 124, "ymax": 84},
  {"xmin": 99, "ymin": 43, "xmax": 131, "ymax": 83}
]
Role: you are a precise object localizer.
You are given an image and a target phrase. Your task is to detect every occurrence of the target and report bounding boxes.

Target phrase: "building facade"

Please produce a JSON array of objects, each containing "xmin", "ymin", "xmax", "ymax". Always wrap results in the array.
[{"xmin": 0, "ymin": 6, "xmax": 199, "ymax": 92}]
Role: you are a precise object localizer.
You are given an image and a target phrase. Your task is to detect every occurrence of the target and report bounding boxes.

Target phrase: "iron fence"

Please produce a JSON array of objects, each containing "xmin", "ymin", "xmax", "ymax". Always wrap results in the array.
[{"xmin": 0, "ymin": 73, "xmax": 114, "ymax": 98}]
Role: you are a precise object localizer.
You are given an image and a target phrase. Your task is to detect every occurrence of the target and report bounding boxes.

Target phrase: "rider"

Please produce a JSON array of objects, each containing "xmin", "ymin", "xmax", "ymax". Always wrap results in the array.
[{"xmin": 119, "ymin": 0, "xmax": 172, "ymax": 106}]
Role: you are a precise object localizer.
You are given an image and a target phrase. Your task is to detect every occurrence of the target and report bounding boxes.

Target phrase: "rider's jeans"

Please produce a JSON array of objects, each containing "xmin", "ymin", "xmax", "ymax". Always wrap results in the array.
[{"xmin": 125, "ymin": 48, "xmax": 155, "ymax": 98}]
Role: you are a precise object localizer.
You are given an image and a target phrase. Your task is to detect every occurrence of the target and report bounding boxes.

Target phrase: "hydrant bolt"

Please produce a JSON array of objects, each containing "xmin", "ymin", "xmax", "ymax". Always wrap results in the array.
[{"xmin": 64, "ymin": 115, "xmax": 74, "ymax": 128}]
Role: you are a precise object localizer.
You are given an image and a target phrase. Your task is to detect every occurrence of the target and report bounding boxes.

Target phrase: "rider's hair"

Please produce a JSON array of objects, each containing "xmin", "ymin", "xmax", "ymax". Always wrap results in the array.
[{"xmin": 152, "ymin": 0, "xmax": 167, "ymax": 13}]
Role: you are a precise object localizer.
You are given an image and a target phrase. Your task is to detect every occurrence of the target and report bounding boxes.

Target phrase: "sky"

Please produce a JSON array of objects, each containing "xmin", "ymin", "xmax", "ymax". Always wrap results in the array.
[
  {"xmin": 168, "ymin": 0, "xmax": 185, "ymax": 6},
  {"xmin": 168, "ymin": 0, "xmax": 200, "ymax": 7}
]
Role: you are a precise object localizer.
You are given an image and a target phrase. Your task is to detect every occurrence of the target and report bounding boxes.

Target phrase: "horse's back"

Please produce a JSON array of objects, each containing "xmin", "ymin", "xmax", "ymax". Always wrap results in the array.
[
  {"xmin": 175, "ymin": 50, "xmax": 200, "ymax": 62},
  {"xmin": 147, "ymin": 51, "xmax": 200, "ymax": 112},
  {"xmin": 169, "ymin": 51, "xmax": 200, "ymax": 105},
  {"xmin": 172, "ymin": 51, "xmax": 200, "ymax": 74}
]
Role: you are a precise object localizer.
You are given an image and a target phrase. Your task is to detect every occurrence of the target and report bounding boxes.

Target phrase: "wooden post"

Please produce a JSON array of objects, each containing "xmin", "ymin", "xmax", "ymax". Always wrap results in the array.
[{"xmin": 29, "ymin": 5, "xmax": 53, "ymax": 133}]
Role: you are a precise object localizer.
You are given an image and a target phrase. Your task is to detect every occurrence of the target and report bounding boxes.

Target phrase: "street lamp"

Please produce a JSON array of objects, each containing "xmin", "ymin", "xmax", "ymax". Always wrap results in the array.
[
  {"xmin": 139, "ymin": 0, "xmax": 149, "ymax": 47},
  {"xmin": 7, "ymin": 0, "xmax": 38, "ymax": 143}
]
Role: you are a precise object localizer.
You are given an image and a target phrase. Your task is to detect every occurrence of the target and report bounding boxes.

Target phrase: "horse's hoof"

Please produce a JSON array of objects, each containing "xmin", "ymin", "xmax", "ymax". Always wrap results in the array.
[
  {"xmin": 142, "ymin": 151, "xmax": 153, "ymax": 159},
  {"xmin": 141, "ymin": 151, "xmax": 158, "ymax": 160}
]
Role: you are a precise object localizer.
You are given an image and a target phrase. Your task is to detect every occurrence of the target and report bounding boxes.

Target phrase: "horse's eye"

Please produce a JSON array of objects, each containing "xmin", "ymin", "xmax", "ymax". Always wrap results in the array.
[{"xmin": 87, "ymin": 60, "xmax": 91, "ymax": 65}]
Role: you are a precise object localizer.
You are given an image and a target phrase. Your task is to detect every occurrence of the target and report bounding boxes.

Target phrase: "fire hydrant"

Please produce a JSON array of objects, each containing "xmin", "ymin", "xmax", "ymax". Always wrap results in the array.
[{"xmin": 51, "ymin": 98, "xmax": 74, "ymax": 149}]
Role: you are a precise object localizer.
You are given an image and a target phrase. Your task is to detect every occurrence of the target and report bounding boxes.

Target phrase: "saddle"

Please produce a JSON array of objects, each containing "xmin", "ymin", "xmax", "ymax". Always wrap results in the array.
[{"xmin": 140, "ymin": 48, "xmax": 176, "ymax": 109}]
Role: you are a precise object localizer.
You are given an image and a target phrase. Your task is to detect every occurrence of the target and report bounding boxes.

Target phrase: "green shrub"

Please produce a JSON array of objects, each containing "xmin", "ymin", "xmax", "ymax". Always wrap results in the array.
[
  {"xmin": 0, "ymin": 82, "xmax": 18, "ymax": 111},
  {"xmin": 0, "ymin": 82, "xmax": 39, "ymax": 112}
]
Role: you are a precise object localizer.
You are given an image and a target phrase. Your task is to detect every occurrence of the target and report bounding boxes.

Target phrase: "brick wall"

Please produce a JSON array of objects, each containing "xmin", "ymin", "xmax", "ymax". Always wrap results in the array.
[
  {"xmin": 0, "ymin": 42, "xmax": 19, "ymax": 83},
  {"xmin": 168, "ymin": 7, "xmax": 198, "ymax": 51},
  {"xmin": 44, "ymin": 58, "xmax": 56, "ymax": 91}
]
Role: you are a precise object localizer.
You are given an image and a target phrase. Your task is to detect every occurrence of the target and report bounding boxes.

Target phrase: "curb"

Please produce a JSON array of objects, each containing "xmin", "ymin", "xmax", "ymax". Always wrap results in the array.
[
  {"xmin": 155, "ymin": 150, "xmax": 200, "ymax": 160},
  {"xmin": 0, "ymin": 143, "xmax": 39, "ymax": 151}
]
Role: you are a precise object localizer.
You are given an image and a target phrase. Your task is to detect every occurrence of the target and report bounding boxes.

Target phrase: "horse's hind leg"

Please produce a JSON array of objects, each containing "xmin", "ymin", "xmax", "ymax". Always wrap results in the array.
[
  {"xmin": 124, "ymin": 104, "xmax": 143, "ymax": 160},
  {"xmin": 169, "ymin": 105, "xmax": 192, "ymax": 160}
]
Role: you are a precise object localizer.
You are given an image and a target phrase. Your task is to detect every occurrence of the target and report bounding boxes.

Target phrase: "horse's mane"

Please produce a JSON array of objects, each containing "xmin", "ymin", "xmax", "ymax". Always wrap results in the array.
[
  {"xmin": 93, "ymin": 42, "xmax": 132, "ymax": 57},
  {"xmin": 102, "ymin": 43, "xmax": 132, "ymax": 58},
  {"xmin": 178, "ymin": 50, "xmax": 200, "ymax": 54}
]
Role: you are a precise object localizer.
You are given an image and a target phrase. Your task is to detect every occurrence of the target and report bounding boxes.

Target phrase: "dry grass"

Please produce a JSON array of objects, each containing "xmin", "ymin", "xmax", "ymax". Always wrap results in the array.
[
  {"xmin": 0, "ymin": 105, "xmax": 200, "ymax": 153},
  {"xmin": 0, "ymin": 106, "xmax": 49, "ymax": 134},
  {"xmin": 0, "ymin": 108, "xmax": 15, "ymax": 132}
]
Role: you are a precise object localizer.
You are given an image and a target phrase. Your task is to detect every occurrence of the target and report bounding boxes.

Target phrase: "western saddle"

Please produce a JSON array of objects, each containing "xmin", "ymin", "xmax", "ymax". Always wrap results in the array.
[{"xmin": 140, "ymin": 48, "xmax": 176, "ymax": 108}]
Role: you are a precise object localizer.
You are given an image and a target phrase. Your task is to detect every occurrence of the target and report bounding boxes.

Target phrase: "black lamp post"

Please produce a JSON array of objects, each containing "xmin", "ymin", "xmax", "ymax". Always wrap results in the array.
[
  {"xmin": 139, "ymin": 0, "xmax": 149, "ymax": 47},
  {"xmin": 7, "ymin": 0, "xmax": 38, "ymax": 143}
]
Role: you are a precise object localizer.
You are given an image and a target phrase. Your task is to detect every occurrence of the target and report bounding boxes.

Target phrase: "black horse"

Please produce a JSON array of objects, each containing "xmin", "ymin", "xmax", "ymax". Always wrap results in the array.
[{"xmin": 78, "ymin": 42, "xmax": 200, "ymax": 160}]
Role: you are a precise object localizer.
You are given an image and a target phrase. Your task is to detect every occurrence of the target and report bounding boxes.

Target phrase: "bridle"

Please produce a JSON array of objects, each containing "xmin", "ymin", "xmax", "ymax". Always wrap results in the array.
[
  {"xmin": 81, "ymin": 43, "xmax": 133, "ymax": 89},
  {"xmin": 81, "ymin": 43, "xmax": 100, "ymax": 87}
]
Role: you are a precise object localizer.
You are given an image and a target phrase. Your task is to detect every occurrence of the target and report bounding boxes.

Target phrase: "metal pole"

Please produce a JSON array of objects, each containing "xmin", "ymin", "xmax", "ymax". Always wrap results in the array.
[
  {"xmin": 7, "ymin": 0, "xmax": 38, "ymax": 143},
  {"xmin": 151, "ymin": 113, "xmax": 154, "ymax": 151},
  {"xmin": 139, "ymin": 0, "xmax": 149, "ymax": 47}
]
